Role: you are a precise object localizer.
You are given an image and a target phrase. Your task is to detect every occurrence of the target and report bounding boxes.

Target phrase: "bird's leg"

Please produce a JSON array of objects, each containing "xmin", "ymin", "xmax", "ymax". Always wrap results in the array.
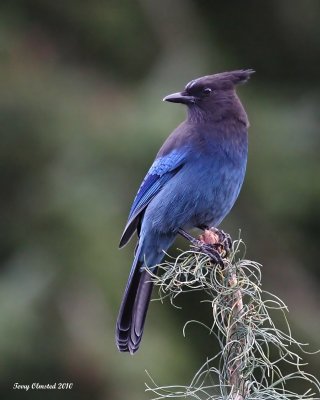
[
  {"xmin": 178, "ymin": 229, "xmax": 199, "ymax": 245},
  {"xmin": 178, "ymin": 228, "xmax": 225, "ymax": 266},
  {"xmin": 178, "ymin": 229, "xmax": 210, "ymax": 249}
]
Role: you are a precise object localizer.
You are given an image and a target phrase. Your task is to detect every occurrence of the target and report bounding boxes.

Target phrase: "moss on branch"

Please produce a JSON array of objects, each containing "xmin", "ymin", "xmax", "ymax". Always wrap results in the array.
[{"xmin": 145, "ymin": 234, "xmax": 320, "ymax": 400}]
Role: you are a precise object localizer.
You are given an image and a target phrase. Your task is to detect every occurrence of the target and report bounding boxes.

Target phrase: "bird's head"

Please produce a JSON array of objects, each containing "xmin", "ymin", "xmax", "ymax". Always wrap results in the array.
[{"xmin": 163, "ymin": 69, "xmax": 254, "ymax": 124}]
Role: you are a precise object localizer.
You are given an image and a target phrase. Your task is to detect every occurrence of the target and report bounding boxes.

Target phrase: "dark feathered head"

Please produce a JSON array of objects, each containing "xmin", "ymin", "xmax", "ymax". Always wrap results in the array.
[{"xmin": 163, "ymin": 69, "xmax": 254, "ymax": 124}]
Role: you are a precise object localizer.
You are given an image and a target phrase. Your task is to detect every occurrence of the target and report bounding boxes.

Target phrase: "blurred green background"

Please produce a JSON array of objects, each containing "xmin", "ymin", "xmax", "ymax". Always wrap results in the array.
[{"xmin": 0, "ymin": 1, "xmax": 320, "ymax": 399}]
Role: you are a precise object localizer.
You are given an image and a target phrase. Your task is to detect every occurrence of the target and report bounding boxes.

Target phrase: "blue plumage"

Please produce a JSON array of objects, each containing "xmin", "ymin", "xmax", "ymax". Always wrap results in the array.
[
  {"xmin": 119, "ymin": 150, "xmax": 186, "ymax": 247},
  {"xmin": 116, "ymin": 69, "xmax": 254, "ymax": 353}
]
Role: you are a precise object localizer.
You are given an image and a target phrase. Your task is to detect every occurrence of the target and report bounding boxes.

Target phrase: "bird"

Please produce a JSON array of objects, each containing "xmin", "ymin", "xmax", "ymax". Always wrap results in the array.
[{"xmin": 116, "ymin": 69, "xmax": 254, "ymax": 354}]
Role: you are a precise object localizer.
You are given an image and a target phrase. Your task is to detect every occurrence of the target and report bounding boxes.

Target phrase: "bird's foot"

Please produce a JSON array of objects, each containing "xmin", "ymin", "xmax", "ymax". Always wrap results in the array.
[
  {"xmin": 178, "ymin": 228, "xmax": 232, "ymax": 265},
  {"xmin": 196, "ymin": 242, "xmax": 225, "ymax": 266},
  {"xmin": 201, "ymin": 228, "xmax": 232, "ymax": 256}
]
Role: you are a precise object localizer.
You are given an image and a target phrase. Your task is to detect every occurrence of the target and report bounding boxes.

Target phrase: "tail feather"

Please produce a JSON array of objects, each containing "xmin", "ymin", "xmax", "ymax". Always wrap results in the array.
[
  {"xmin": 116, "ymin": 233, "xmax": 175, "ymax": 353},
  {"xmin": 129, "ymin": 270, "xmax": 155, "ymax": 352},
  {"xmin": 116, "ymin": 252, "xmax": 155, "ymax": 354}
]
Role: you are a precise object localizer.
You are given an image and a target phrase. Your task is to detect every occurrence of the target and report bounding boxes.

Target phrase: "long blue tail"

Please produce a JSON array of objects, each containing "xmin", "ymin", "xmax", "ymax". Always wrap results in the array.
[
  {"xmin": 116, "ymin": 248, "xmax": 156, "ymax": 354},
  {"xmin": 116, "ymin": 232, "xmax": 177, "ymax": 353}
]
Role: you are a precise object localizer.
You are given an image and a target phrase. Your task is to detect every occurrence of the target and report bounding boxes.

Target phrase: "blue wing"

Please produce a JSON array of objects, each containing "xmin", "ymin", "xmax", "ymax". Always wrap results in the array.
[{"xmin": 119, "ymin": 150, "xmax": 186, "ymax": 247}]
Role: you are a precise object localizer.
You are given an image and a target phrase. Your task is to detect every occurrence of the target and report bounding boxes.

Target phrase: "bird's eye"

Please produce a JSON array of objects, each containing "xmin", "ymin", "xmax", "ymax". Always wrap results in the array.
[{"xmin": 202, "ymin": 88, "xmax": 212, "ymax": 96}]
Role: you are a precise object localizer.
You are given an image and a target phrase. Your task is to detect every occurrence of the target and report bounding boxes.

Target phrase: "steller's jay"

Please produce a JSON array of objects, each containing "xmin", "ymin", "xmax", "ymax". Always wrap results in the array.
[{"xmin": 116, "ymin": 69, "xmax": 254, "ymax": 353}]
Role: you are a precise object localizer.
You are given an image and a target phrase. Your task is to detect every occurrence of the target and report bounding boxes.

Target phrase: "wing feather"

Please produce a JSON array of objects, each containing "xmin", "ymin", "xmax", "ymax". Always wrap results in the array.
[{"xmin": 119, "ymin": 150, "xmax": 185, "ymax": 247}]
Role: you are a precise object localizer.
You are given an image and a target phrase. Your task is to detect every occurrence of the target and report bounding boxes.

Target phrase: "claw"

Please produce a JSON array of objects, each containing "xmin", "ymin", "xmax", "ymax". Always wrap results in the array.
[
  {"xmin": 178, "ymin": 227, "xmax": 232, "ymax": 265},
  {"xmin": 196, "ymin": 243, "xmax": 224, "ymax": 265}
]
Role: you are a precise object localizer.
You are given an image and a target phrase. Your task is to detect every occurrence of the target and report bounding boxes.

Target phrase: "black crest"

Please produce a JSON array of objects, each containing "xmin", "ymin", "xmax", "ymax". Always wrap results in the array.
[{"xmin": 186, "ymin": 69, "xmax": 255, "ymax": 91}]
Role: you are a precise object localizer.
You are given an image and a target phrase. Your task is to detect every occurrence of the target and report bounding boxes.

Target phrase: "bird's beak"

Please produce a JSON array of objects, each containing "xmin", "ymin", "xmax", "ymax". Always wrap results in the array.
[{"xmin": 163, "ymin": 91, "xmax": 196, "ymax": 105}]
